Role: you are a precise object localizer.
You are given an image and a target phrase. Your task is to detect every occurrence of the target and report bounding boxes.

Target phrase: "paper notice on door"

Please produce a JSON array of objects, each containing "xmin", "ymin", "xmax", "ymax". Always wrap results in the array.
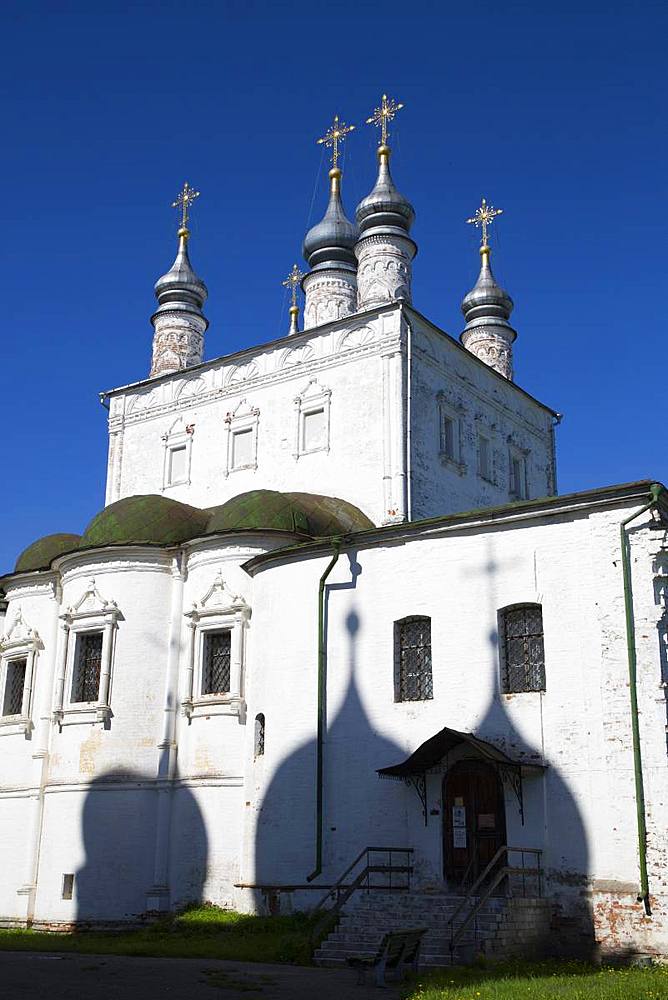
[
  {"xmin": 452, "ymin": 806, "xmax": 466, "ymax": 827},
  {"xmin": 453, "ymin": 827, "xmax": 467, "ymax": 849},
  {"xmin": 478, "ymin": 813, "xmax": 495, "ymax": 829}
]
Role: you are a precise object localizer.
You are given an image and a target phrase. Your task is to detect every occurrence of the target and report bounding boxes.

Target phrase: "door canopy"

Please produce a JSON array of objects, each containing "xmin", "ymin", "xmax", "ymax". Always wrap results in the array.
[{"xmin": 377, "ymin": 726, "xmax": 546, "ymax": 825}]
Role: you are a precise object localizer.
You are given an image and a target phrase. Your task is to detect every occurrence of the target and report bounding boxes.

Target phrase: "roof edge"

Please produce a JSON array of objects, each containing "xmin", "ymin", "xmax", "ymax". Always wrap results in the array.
[
  {"xmin": 243, "ymin": 479, "xmax": 667, "ymax": 576},
  {"xmin": 101, "ymin": 302, "xmax": 399, "ymax": 399},
  {"xmin": 402, "ymin": 303, "xmax": 560, "ymax": 419}
]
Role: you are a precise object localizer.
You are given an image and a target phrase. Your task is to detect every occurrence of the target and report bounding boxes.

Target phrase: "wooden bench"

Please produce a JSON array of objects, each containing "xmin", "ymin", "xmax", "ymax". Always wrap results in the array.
[{"xmin": 347, "ymin": 927, "xmax": 428, "ymax": 986}]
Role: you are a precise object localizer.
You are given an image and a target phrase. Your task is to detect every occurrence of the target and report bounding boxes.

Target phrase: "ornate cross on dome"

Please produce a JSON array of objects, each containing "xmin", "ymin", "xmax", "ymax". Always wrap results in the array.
[
  {"xmin": 317, "ymin": 115, "xmax": 355, "ymax": 170},
  {"xmin": 172, "ymin": 181, "xmax": 201, "ymax": 235},
  {"xmin": 365, "ymin": 93, "xmax": 404, "ymax": 146},
  {"xmin": 282, "ymin": 263, "xmax": 304, "ymax": 307},
  {"xmin": 466, "ymin": 197, "xmax": 503, "ymax": 248}
]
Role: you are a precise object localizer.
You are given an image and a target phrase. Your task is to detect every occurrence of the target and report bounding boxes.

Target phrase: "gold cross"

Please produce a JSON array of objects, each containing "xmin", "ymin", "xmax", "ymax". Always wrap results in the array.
[
  {"xmin": 365, "ymin": 93, "xmax": 404, "ymax": 146},
  {"xmin": 172, "ymin": 181, "xmax": 200, "ymax": 233},
  {"xmin": 466, "ymin": 197, "xmax": 503, "ymax": 247},
  {"xmin": 317, "ymin": 115, "xmax": 355, "ymax": 170},
  {"xmin": 282, "ymin": 263, "xmax": 304, "ymax": 307}
]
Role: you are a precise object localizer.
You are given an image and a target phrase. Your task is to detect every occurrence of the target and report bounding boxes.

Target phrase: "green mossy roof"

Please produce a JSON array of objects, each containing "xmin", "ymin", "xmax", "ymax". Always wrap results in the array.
[
  {"xmin": 15, "ymin": 533, "xmax": 83, "ymax": 574},
  {"xmin": 206, "ymin": 490, "xmax": 374, "ymax": 537},
  {"xmin": 80, "ymin": 495, "xmax": 210, "ymax": 549},
  {"xmin": 9, "ymin": 490, "xmax": 374, "ymax": 576}
]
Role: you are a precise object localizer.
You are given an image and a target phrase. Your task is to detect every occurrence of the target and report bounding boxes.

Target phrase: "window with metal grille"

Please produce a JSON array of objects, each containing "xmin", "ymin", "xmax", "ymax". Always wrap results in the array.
[
  {"xmin": 394, "ymin": 616, "xmax": 433, "ymax": 702},
  {"xmin": 500, "ymin": 605, "xmax": 546, "ymax": 693},
  {"xmin": 202, "ymin": 630, "xmax": 231, "ymax": 695},
  {"xmin": 254, "ymin": 713, "xmax": 265, "ymax": 757},
  {"xmin": 71, "ymin": 632, "xmax": 103, "ymax": 703},
  {"xmin": 2, "ymin": 659, "xmax": 27, "ymax": 716}
]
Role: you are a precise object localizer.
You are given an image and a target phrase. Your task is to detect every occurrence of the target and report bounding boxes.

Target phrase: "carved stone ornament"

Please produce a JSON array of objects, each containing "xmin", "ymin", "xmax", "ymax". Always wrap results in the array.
[
  {"xmin": 303, "ymin": 271, "xmax": 357, "ymax": 330},
  {"xmin": 150, "ymin": 313, "xmax": 206, "ymax": 378},
  {"xmin": 356, "ymin": 235, "xmax": 413, "ymax": 310},
  {"xmin": 187, "ymin": 571, "xmax": 250, "ymax": 621},
  {"xmin": 0, "ymin": 607, "xmax": 41, "ymax": 653},
  {"xmin": 461, "ymin": 327, "xmax": 513, "ymax": 381}
]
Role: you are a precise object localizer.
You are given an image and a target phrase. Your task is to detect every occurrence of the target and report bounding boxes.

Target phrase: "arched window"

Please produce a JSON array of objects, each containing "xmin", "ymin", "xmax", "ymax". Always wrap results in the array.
[
  {"xmin": 394, "ymin": 616, "xmax": 433, "ymax": 702},
  {"xmin": 499, "ymin": 604, "xmax": 545, "ymax": 693},
  {"xmin": 254, "ymin": 713, "xmax": 265, "ymax": 757}
]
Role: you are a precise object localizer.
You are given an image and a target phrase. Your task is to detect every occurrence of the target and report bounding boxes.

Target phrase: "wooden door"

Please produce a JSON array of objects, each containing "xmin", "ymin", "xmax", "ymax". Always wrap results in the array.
[{"xmin": 443, "ymin": 760, "xmax": 506, "ymax": 888}]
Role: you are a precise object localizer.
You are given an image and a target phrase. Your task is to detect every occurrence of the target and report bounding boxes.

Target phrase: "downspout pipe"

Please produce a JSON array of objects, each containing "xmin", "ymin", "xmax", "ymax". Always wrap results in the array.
[
  {"xmin": 620, "ymin": 482, "xmax": 664, "ymax": 916},
  {"xmin": 307, "ymin": 540, "xmax": 342, "ymax": 883}
]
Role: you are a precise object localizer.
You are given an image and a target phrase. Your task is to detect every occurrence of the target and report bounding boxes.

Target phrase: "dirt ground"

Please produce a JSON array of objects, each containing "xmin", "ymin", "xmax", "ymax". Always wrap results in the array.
[{"xmin": 1, "ymin": 950, "xmax": 404, "ymax": 999}]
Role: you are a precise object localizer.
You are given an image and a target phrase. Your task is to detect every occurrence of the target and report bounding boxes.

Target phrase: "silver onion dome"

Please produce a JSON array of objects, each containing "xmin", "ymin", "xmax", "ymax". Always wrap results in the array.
[
  {"xmin": 303, "ymin": 167, "xmax": 357, "ymax": 272},
  {"xmin": 356, "ymin": 145, "xmax": 415, "ymax": 238},
  {"xmin": 152, "ymin": 229, "xmax": 208, "ymax": 324},
  {"xmin": 461, "ymin": 246, "xmax": 514, "ymax": 326}
]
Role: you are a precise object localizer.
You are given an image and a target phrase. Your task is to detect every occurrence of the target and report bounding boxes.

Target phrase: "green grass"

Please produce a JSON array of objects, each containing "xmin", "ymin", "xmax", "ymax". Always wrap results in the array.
[
  {"xmin": 0, "ymin": 906, "xmax": 317, "ymax": 965},
  {"xmin": 403, "ymin": 960, "xmax": 668, "ymax": 1000}
]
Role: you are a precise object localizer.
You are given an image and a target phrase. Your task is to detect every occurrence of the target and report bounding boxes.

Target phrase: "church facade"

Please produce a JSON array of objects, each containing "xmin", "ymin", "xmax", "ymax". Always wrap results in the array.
[{"xmin": 1, "ymin": 100, "xmax": 667, "ymax": 960}]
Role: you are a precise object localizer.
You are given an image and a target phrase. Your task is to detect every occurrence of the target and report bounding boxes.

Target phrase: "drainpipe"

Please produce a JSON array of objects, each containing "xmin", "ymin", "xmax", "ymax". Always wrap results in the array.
[
  {"xmin": 307, "ymin": 540, "xmax": 342, "ymax": 883},
  {"xmin": 620, "ymin": 482, "xmax": 664, "ymax": 916}
]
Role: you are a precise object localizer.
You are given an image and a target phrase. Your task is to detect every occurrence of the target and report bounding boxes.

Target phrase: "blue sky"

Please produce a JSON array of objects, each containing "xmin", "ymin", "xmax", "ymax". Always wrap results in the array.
[{"xmin": 1, "ymin": 1, "xmax": 665, "ymax": 573}]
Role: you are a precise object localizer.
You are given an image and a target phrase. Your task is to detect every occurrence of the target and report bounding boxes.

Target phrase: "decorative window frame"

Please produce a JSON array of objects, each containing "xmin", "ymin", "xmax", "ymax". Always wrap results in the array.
[
  {"xmin": 436, "ymin": 392, "xmax": 466, "ymax": 475},
  {"xmin": 183, "ymin": 572, "xmax": 250, "ymax": 721},
  {"xmin": 474, "ymin": 415, "xmax": 498, "ymax": 485},
  {"xmin": 224, "ymin": 399, "xmax": 260, "ymax": 477},
  {"xmin": 0, "ymin": 608, "xmax": 42, "ymax": 737},
  {"xmin": 53, "ymin": 579, "xmax": 123, "ymax": 727},
  {"xmin": 162, "ymin": 417, "xmax": 195, "ymax": 490},
  {"xmin": 293, "ymin": 379, "xmax": 332, "ymax": 460},
  {"xmin": 507, "ymin": 442, "xmax": 530, "ymax": 500}
]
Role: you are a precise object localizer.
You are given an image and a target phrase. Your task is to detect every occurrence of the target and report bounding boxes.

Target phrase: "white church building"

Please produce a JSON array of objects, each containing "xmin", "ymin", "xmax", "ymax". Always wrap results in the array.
[{"xmin": 1, "ymin": 99, "xmax": 667, "ymax": 963}]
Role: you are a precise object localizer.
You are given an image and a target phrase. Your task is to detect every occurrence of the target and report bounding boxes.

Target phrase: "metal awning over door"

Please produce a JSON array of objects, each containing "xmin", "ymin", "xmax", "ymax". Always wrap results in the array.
[{"xmin": 377, "ymin": 726, "xmax": 546, "ymax": 825}]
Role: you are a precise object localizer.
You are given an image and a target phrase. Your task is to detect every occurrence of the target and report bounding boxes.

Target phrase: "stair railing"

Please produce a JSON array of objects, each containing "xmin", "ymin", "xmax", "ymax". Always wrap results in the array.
[
  {"xmin": 448, "ymin": 845, "xmax": 543, "ymax": 957},
  {"xmin": 311, "ymin": 846, "xmax": 413, "ymax": 941}
]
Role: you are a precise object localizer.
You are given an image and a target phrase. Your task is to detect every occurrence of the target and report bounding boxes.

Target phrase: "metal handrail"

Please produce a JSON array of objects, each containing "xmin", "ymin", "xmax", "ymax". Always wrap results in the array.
[
  {"xmin": 314, "ymin": 846, "xmax": 414, "ymax": 912},
  {"xmin": 447, "ymin": 846, "xmax": 543, "ymax": 956}
]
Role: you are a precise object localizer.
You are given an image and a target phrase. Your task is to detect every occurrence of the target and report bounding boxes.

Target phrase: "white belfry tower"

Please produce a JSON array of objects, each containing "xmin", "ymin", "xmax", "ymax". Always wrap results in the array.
[
  {"xmin": 460, "ymin": 198, "xmax": 516, "ymax": 380},
  {"xmin": 302, "ymin": 115, "xmax": 358, "ymax": 329},
  {"xmin": 355, "ymin": 94, "xmax": 417, "ymax": 310},
  {"xmin": 149, "ymin": 182, "xmax": 209, "ymax": 378}
]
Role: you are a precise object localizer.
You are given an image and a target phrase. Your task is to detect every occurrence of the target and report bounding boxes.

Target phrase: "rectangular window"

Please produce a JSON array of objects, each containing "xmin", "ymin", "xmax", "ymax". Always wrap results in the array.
[
  {"xmin": 71, "ymin": 632, "xmax": 103, "ymax": 703},
  {"xmin": 440, "ymin": 413, "xmax": 455, "ymax": 460},
  {"xmin": 169, "ymin": 445, "xmax": 187, "ymax": 485},
  {"xmin": 303, "ymin": 408, "xmax": 326, "ymax": 452},
  {"xmin": 508, "ymin": 454, "xmax": 526, "ymax": 500},
  {"xmin": 232, "ymin": 428, "xmax": 253, "ymax": 469},
  {"xmin": 202, "ymin": 630, "xmax": 231, "ymax": 695},
  {"xmin": 62, "ymin": 874, "xmax": 75, "ymax": 900},
  {"xmin": 500, "ymin": 605, "xmax": 545, "ymax": 693},
  {"xmin": 394, "ymin": 616, "xmax": 433, "ymax": 702},
  {"xmin": 2, "ymin": 659, "xmax": 27, "ymax": 716},
  {"xmin": 478, "ymin": 434, "xmax": 491, "ymax": 480}
]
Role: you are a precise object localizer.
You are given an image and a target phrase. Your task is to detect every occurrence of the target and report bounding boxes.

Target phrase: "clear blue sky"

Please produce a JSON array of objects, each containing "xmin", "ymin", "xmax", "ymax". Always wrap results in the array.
[{"xmin": 1, "ymin": 1, "xmax": 665, "ymax": 573}]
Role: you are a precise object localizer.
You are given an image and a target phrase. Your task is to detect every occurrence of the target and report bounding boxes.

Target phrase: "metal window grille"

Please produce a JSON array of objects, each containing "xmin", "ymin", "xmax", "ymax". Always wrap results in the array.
[
  {"xmin": 502, "ymin": 605, "xmax": 545, "ymax": 692},
  {"xmin": 202, "ymin": 631, "xmax": 231, "ymax": 695},
  {"xmin": 2, "ymin": 659, "xmax": 27, "ymax": 716},
  {"xmin": 254, "ymin": 713, "xmax": 265, "ymax": 757},
  {"xmin": 72, "ymin": 632, "xmax": 103, "ymax": 703},
  {"xmin": 395, "ymin": 617, "xmax": 433, "ymax": 702}
]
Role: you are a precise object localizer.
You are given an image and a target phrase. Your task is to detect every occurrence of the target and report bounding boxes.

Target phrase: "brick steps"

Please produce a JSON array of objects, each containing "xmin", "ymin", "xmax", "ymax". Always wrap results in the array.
[{"xmin": 313, "ymin": 891, "xmax": 507, "ymax": 969}]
